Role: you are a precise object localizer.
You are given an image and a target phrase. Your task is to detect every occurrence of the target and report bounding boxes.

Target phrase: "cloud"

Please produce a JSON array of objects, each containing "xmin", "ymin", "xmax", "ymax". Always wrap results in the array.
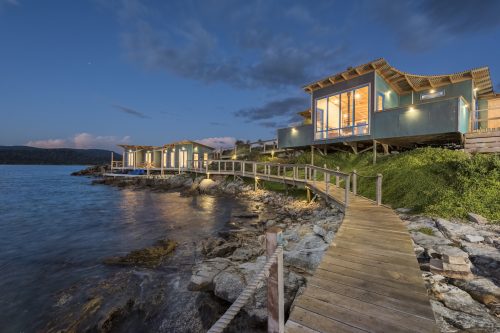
[
  {"xmin": 234, "ymin": 96, "xmax": 308, "ymax": 128},
  {"xmin": 373, "ymin": 0, "xmax": 500, "ymax": 52},
  {"xmin": 114, "ymin": 0, "xmax": 348, "ymax": 89},
  {"xmin": 112, "ymin": 104, "xmax": 149, "ymax": 119},
  {"xmin": 26, "ymin": 133, "xmax": 131, "ymax": 152},
  {"xmin": 196, "ymin": 136, "xmax": 236, "ymax": 149}
]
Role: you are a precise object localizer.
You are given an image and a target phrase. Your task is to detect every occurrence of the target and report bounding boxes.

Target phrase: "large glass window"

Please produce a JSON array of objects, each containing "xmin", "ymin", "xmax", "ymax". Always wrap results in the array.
[
  {"xmin": 315, "ymin": 98, "xmax": 327, "ymax": 140},
  {"xmin": 314, "ymin": 84, "xmax": 370, "ymax": 139}
]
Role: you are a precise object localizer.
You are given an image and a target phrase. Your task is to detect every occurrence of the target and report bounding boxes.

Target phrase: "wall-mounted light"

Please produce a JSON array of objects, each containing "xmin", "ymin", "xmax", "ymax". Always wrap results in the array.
[
  {"xmin": 291, "ymin": 127, "xmax": 298, "ymax": 135},
  {"xmin": 385, "ymin": 91, "xmax": 391, "ymax": 97}
]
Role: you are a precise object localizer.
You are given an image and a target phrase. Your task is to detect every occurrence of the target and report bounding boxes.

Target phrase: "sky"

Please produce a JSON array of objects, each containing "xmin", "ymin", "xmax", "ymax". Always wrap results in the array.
[{"xmin": 1, "ymin": 0, "xmax": 500, "ymax": 151}]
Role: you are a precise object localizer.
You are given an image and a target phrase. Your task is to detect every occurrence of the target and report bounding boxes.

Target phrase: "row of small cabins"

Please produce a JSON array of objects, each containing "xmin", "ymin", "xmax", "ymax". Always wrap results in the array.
[{"xmin": 112, "ymin": 58, "xmax": 500, "ymax": 172}]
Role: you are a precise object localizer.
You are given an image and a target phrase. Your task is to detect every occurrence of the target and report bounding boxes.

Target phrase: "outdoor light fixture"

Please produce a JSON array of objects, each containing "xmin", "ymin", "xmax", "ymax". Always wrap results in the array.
[
  {"xmin": 385, "ymin": 91, "xmax": 391, "ymax": 97},
  {"xmin": 429, "ymin": 89, "xmax": 435, "ymax": 94},
  {"xmin": 409, "ymin": 106, "xmax": 416, "ymax": 112},
  {"xmin": 473, "ymin": 88, "xmax": 479, "ymax": 92},
  {"xmin": 291, "ymin": 127, "xmax": 298, "ymax": 135},
  {"xmin": 232, "ymin": 154, "xmax": 237, "ymax": 160}
]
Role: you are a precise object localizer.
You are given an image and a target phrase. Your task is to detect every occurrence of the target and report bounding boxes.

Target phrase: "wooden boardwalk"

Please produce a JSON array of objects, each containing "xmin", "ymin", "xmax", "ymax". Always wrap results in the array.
[
  {"xmin": 108, "ymin": 160, "xmax": 437, "ymax": 332},
  {"xmin": 286, "ymin": 185, "xmax": 437, "ymax": 333}
]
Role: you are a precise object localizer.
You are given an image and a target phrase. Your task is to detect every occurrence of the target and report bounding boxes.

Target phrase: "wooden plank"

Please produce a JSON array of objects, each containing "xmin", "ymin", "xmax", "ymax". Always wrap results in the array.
[
  {"xmin": 465, "ymin": 130, "xmax": 500, "ymax": 138},
  {"xmin": 288, "ymin": 306, "xmax": 368, "ymax": 333},
  {"xmin": 307, "ymin": 277, "xmax": 435, "ymax": 319},
  {"xmin": 298, "ymin": 291, "xmax": 436, "ymax": 333},
  {"xmin": 311, "ymin": 270, "xmax": 431, "ymax": 304},
  {"xmin": 286, "ymin": 320, "xmax": 320, "ymax": 333},
  {"xmin": 465, "ymin": 136, "xmax": 500, "ymax": 144},
  {"xmin": 318, "ymin": 255, "xmax": 425, "ymax": 286},
  {"xmin": 466, "ymin": 146, "xmax": 500, "ymax": 153}
]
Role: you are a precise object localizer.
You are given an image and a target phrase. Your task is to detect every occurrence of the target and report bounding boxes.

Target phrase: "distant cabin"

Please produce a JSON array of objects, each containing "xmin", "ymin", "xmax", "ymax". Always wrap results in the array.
[
  {"xmin": 277, "ymin": 58, "xmax": 500, "ymax": 153},
  {"xmin": 115, "ymin": 141, "xmax": 214, "ymax": 171}
]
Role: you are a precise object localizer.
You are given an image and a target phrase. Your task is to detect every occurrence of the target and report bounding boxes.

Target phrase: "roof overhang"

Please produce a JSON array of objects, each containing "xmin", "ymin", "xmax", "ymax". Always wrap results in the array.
[
  {"xmin": 118, "ymin": 145, "xmax": 161, "ymax": 150},
  {"xmin": 303, "ymin": 58, "xmax": 494, "ymax": 97}
]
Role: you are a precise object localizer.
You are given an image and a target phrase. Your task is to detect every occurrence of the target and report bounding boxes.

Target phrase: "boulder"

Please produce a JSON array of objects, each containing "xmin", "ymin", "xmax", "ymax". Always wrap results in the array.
[
  {"xmin": 435, "ymin": 218, "xmax": 478, "ymax": 242},
  {"xmin": 198, "ymin": 178, "xmax": 217, "ymax": 192},
  {"xmin": 209, "ymin": 242, "xmax": 239, "ymax": 258},
  {"xmin": 461, "ymin": 242, "xmax": 500, "ymax": 277},
  {"xmin": 430, "ymin": 299, "xmax": 499, "ymax": 332},
  {"xmin": 213, "ymin": 268, "xmax": 245, "ymax": 303},
  {"xmin": 464, "ymin": 234, "xmax": 485, "ymax": 243},
  {"xmin": 231, "ymin": 247, "xmax": 258, "ymax": 261},
  {"xmin": 188, "ymin": 258, "xmax": 232, "ymax": 291},
  {"xmin": 451, "ymin": 278, "xmax": 500, "ymax": 313},
  {"xmin": 284, "ymin": 235, "xmax": 328, "ymax": 273},
  {"xmin": 430, "ymin": 259, "xmax": 473, "ymax": 280},
  {"xmin": 468, "ymin": 213, "xmax": 489, "ymax": 225},
  {"xmin": 429, "ymin": 245, "xmax": 472, "ymax": 280},
  {"xmin": 430, "ymin": 282, "xmax": 488, "ymax": 316},
  {"xmin": 410, "ymin": 231, "xmax": 452, "ymax": 249},
  {"xmin": 313, "ymin": 225, "xmax": 327, "ymax": 238}
]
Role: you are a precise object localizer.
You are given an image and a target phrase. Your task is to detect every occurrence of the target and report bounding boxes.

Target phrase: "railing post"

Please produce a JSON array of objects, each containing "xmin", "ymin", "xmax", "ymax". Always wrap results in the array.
[
  {"xmin": 352, "ymin": 170, "xmax": 357, "ymax": 196},
  {"xmin": 218, "ymin": 161, "xmax": 221, "ymax": 173},
  {"xmin": 232, "ymin": 161, "xmax": 235, "ymax": 173},
  {"xmin": 336, "ymin": 166, "xmax": 340, "ymax": 187},
  {"xmin": 266, "ymin": 227, "xmax": 284, "ymax": 333},
  {"xmin": 376, "ymin": 173, "xmax": 383, "ymax": 206},
  {"xmin": 325, "ymin": 173, "xmax": 330, "ymax": 195},
  {"xmin": 242, "ymin": 162, "xmax": 245, "ymax": 176},
  {"xmin": 345, "ymin": 175, "xmax": 350, "ymax": 207},
  {"xmin": 313, "ymin": 169, "xmax": 317, "ymax": 183}
]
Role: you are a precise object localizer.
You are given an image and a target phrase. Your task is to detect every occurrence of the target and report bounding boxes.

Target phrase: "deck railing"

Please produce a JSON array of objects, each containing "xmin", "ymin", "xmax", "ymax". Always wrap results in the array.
[{"xmin": 109, "ymin": 159, "xmax": 383, "ymax": 207}]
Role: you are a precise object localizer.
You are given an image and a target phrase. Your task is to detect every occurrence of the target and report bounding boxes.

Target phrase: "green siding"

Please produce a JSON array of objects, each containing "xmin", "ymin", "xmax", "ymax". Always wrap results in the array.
[
  {"xmin": 375, "ymin": 73, "xmax": 399, "ymax": 109},
  {"xmin": 278, "ymin": 124, "xmax": 313, "ymax": 149}
]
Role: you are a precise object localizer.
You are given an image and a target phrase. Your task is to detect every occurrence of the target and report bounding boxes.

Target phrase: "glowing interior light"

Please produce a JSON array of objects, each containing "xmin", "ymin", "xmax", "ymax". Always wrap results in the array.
[
  {"xmin": 385, "ymin": 91, "xmax": 391, "ymax": 96},
  {"xmin": 355, "ymin": 93, "xmax": 361, "ymax": 99}
]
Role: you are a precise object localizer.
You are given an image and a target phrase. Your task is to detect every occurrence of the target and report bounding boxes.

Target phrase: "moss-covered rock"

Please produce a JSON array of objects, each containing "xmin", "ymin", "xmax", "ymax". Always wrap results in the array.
[{"xmin": 103, "ymin": 239, "xmax": 177, "ymax": 268}]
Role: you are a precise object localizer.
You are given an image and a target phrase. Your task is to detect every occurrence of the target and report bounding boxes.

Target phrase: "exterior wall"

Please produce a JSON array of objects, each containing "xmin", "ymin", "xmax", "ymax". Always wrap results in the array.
[
  {"xmin": 375, "ymin": 73, "xmax": 399, "ymax": 109},
  {"xmin": 399, "ymin": 80, "xmax": 473, "ymax": 107},
  {"xmin": 278, "ymin": 124, "xmax": 313, "ymax": 149},
  {"xmin": 372, "ymin": 97, "xmax": 465, "ymax": 139}
]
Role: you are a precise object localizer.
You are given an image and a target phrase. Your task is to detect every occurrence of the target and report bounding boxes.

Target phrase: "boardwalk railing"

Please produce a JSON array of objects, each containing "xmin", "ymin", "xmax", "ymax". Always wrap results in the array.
[
  {"xmin": 110, "ymin": 159, "xmax": 383, "ymax": 207},
  {"xmin": 208, "ymin": 228, "xmax": 285, "ymax": 333}
]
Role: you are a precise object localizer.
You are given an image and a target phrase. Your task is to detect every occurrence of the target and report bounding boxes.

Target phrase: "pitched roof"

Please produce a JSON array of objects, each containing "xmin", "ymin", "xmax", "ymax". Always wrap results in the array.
[
  {"xmin": 303, "ymin": 58, "xmax": 494, "ymax": 96},
  {"xmin": 117, "ymin": 144, "xmax": 161, "ymax": 150},
  {"xmin": 163, "ymin": 140, "xmax": 215, "ymax": 150}
]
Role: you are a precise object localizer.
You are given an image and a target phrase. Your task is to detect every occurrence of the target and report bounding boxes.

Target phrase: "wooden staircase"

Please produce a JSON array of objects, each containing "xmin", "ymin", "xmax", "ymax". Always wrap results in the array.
[{"xmin": 464, "ymin": 131, "xmax": 500, "ymax": 153}]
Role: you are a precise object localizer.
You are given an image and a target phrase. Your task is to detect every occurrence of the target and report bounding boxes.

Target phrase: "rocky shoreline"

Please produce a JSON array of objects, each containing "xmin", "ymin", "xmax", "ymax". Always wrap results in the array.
[
  {"xmin": 401, "ymin": 210, "xmax": 500, "ymax": 332},
  {"xmin": 64, "ymin": 173, "xmax": 499, "ymax": 332}
]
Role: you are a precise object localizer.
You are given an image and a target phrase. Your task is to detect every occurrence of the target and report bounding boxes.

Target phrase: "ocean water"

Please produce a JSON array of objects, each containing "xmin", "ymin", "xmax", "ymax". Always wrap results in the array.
[{"xmin": 0, "ymin": 165, "xmax": 244, "ymax": 332}]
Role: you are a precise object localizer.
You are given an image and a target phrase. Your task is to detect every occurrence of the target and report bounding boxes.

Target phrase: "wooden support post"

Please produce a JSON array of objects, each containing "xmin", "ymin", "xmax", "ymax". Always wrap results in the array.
[
  {"xmin": 382, "ymin": 143, "xmax": 389, "ymax": 155},
  {"xmin": 122, "ymin": 149, "xmax": 125, "ymax": 172},
  {"xmin": 232, "ymin": 161, "xmax": 235, "ymax": 173},
  {"xmin": 111, "ymin": 151, "xmax": 114, "ymax": 170},
  {"xmin": 218, "ymin": 161, "xmax": 221, "ymax": 173},
  {"xmin": 376, "ymin": 174, "xmax": 383, "ymax": 206},
  {"xmin": 325, "ymin": 173, "xmax": 330, "ymax": 195},
  {"xmin": 242, "ymin": 162, "xmax": 245, "ymax": 176},
  {"xmin": 266, "ymin": 227, "xmax": 284, "ymax": 333},
  {"xmin": 293, "ymin": 166, "xmax": 297, "ymax": 180},
  {"xmin": 206, "ymin": 161, "xmax": 209, "ymax": 178},
  {"xmin": 352, "ymin": 170, "xmax": 357, "ymax": 196},
  {"xmin": 311, "ymin": 146, "xmax": 314, "ymax": 165},
  {"xmin": 336, "ymin": 166, "xmax": 340, "ymax": 187},
  {"xmin": 313, "ymin": 169, "xmax": 317, "ymax": 183},
  {"xmin": 345, "ymin": 175, "xmax": 350, "ymax": 207},
  {"xmin": 306, "ymin": 187, "xmax": 311, "ymax": 202},
  {"xmin": 254, "ymin": 177, "xmax": 258, "ymax": 191},
  {"xmin": 373, "ymin": 140, "xmax": 377, "ymax": 165}
]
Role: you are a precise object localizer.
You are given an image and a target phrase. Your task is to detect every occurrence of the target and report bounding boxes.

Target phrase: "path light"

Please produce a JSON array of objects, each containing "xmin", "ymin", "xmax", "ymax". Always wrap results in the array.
[
  {"xmin": 232, "ymin": 154, "xmax": 237, "ymax": 160},
  {"xmin": 271, "ymin": 150, "xmax": 275, "ymax": 158}
]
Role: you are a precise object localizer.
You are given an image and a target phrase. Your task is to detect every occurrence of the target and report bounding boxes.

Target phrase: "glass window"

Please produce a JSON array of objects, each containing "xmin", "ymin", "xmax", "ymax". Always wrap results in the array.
[
  {"xmin": 170, "ymin": 151, "xmax": 175, "ymax": 167},
  {"xmin": 327, "ymin": 95, "xmax": 340, "ymax": 138},
  {"xmin": 314, "ymin": 84, "xmax": 370, "ymax": 139},
  {"xmin": 377, "ymin": 93, "xmax": 384, "ymax": 111},
  {"xmin": 355, "ymin": 86, "xmax": 369, "ymax": 135},
  {"xmin": 315, "ymin": 98, "xmax": 327, "ymax": 139}
]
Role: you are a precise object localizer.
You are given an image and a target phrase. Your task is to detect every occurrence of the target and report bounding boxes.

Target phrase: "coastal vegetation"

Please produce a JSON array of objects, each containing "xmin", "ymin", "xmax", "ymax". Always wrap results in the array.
[
  {"xmin": 0, "ymin": 146, "xmax": 119, "ymax": 165},
  {"xmin": 280, "ymin": 147, "xmax": 500, "ymax": 222}
]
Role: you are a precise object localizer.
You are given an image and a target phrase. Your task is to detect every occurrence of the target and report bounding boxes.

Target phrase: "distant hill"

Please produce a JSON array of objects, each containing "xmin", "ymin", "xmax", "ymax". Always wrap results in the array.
[{"xmin": 0, "ymin": 146, "xmax": 121, "ymax": 165}]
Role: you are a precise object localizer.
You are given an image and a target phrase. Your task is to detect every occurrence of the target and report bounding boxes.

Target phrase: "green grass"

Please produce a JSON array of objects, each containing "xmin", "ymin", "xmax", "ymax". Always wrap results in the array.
[
  {"xmin": 286, "ymin": 147, "xmax": 500, "ymax": 222},
  {"xmin": 413, "ymin": 227, "xmax": 435, "ymax": 236}
]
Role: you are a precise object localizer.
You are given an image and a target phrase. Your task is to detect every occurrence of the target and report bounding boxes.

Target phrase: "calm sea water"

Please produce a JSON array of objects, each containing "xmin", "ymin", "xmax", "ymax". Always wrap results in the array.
[{"xmin": 0, "ymin": 165, "xmax": 244, "ymax": 332}]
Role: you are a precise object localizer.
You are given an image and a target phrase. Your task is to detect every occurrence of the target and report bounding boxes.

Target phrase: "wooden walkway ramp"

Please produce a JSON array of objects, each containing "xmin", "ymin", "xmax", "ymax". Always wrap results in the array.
[
  {"xmin": 108, "ymin": 160, "xmax": 437, "ymax": 332},
  {"xmin": 286, "ymin": 185, "xmax": 437, "ymax": 333}
]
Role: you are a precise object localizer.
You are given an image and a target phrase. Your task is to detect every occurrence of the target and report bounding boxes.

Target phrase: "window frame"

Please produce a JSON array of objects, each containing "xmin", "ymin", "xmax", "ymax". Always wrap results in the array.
[{"xmin": 313, "ymin": 83, "xmax": 371, "ymax": 140}]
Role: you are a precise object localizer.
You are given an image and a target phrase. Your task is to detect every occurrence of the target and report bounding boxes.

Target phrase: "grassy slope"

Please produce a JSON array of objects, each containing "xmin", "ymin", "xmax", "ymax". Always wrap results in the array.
[{"xmin": 279, "ymin": 148, "xmax": 500, "ymax": 222}]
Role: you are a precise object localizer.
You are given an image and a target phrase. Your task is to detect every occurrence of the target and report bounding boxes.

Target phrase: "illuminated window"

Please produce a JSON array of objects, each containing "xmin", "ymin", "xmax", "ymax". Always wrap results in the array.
[
  {"xmin": 377, "ymin": 93, "xmax": 384, "ymax": 111},
  {"xmin": 314, "ymin": 84, "xmax": 370, "ymax": 139},
  {"xmin": 170, "ymin": 151, "xmax": 175, "ymax": 167},
  {"xmin": 162, "ymin": 151, "xmax": 167, "ymax": 167},
  {"xmin": 127, "ymin": 151, "xmax": 134, "ymax": 167},
  {"xmin": 193, "ymin": 153, "xmax": 199, "ymax": 168}
]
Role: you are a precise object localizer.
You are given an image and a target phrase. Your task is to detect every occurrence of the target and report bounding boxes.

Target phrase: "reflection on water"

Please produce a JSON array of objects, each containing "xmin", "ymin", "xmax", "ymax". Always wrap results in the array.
[{"xmin": 0, "ymin": 165, "xmax": 246, "ymax": 332}]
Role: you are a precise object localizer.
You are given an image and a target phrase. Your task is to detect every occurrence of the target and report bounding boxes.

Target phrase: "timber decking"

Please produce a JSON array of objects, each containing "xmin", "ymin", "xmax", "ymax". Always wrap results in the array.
[{"xmin": 286, "ymin": 184, "xmax": 437, "ymax": 333}]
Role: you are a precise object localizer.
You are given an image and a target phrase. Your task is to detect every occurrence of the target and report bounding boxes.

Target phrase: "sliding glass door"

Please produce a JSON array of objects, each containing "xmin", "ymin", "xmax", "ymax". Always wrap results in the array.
[{"xmin": 314, "ymin": 84, "xmax": 370, "ymax": 140}]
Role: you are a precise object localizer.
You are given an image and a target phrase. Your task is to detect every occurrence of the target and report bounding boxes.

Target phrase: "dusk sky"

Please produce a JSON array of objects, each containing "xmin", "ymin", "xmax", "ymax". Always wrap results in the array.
[{"xmin": 1, "ymin": 0, "xmax": 500, "ymax": 151}]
